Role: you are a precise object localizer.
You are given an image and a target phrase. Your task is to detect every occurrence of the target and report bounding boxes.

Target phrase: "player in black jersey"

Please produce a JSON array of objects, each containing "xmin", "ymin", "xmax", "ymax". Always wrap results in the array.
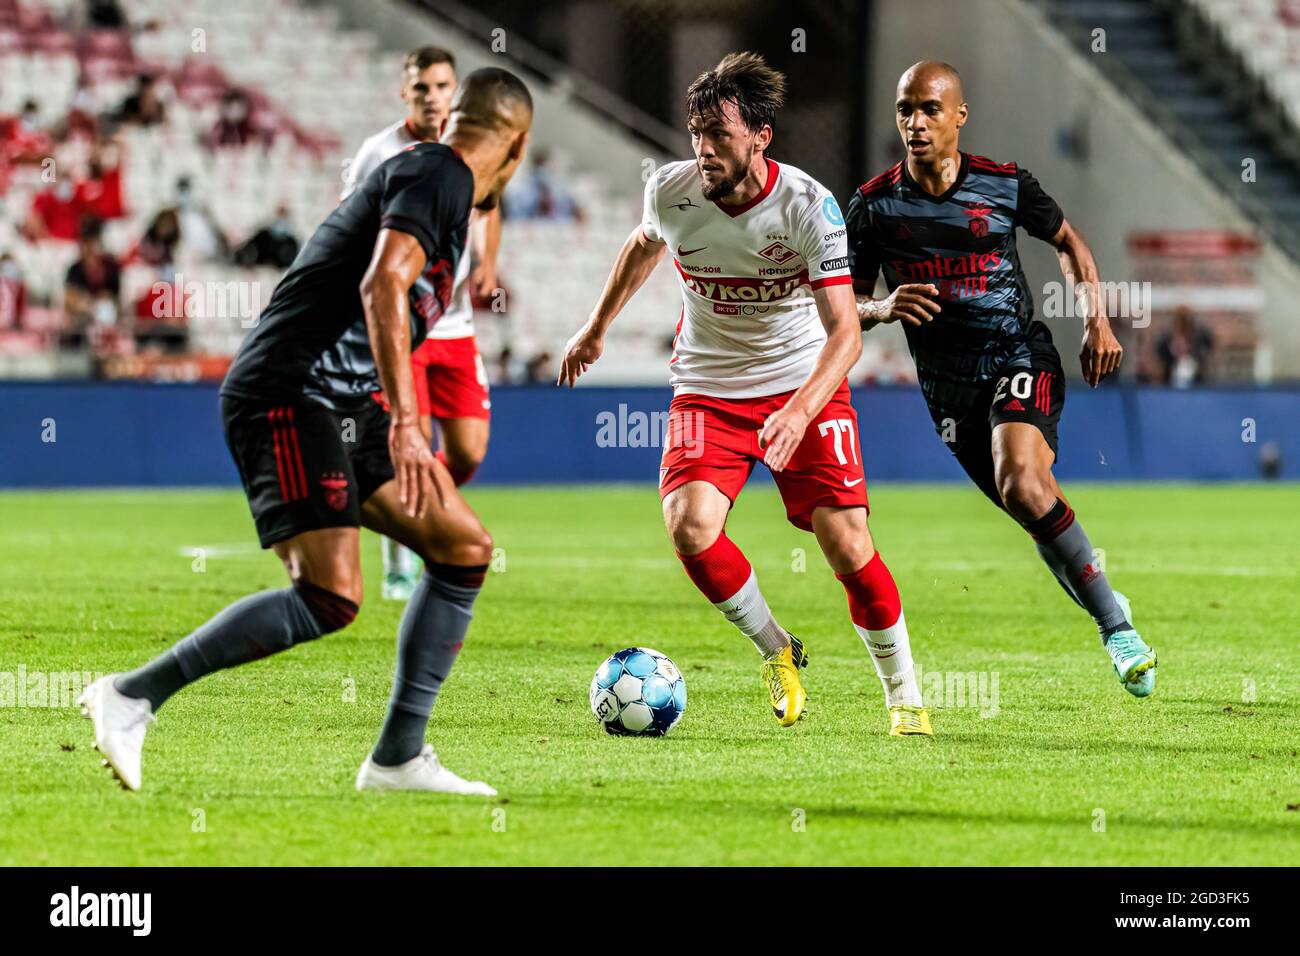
[
  {"xmin": 78, "ymin": 69, "xmax": 533, "ymax": 794},
  {"xmin": 844, "ymin": 61, "xmax": 1157, "ymax": 697}
]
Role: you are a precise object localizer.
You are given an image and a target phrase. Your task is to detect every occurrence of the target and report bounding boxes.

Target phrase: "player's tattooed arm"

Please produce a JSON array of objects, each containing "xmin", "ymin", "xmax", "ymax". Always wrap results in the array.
[
  {"xmin": 759, "ymin": 282, "xmax": 862, "ymax": 473},
  {"xmin": 558, "ymin": 225, "xmax": 666, "ymax": 387},
  {"xmin": 1050, "ymin": 218, "xmax": 1123, "ymax": 388},
  {"xmin": 854, "ymin": 281, "xmax": 941, "ymax": 330},
  {"xmin": 361, "ymin": 227, "xmax": 442, "ymax": 517}
]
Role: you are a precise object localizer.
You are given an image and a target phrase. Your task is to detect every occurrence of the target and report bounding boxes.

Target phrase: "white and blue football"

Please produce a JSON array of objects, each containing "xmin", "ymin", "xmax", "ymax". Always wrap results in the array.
[{"xmin": 589, "ymin": 647, "xmax": 686, "ymax": 737}]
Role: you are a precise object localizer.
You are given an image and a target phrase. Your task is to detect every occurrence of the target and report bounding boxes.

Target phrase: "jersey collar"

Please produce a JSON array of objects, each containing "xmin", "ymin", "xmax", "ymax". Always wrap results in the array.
[
  {"xmin": 902, "ymin": 151, "xmax": 969, "ymax": 203},
  {"xmin": 404, "ymin": 118, "xmax": 436, "ymax": 143},
  {"xmin": 713, "ymin": 158, "xmax": 779, "ymax": 217}
]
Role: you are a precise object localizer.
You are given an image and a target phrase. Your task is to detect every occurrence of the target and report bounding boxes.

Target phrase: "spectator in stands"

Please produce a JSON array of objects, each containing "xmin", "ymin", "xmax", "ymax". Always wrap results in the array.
[
  {"xmin": 23, "ymin": 138, "xmax": 125, "ymax": 241},
  {"xmin": 86, "ymin": 0, "xmax": 128, "ymax": 29},
  {"xmin": 493, "ymin": 345, "xmax": 516, "ymax": 385},
  {"xmin": 204, "ymin": 90, "xmax": 265, "ymax": 150},
  {"xmin": 0, "ymin": 253, "xmax": 26, "ymax": 330},
  {"xmin": 1155, "ymin": 307, "xmax": 1214, "ymax": 388},
  {"xmin": 2, "ymin": 99, "xmax": 55, "ymax": 165},
  {"xmin": 232, "ymin": 203, "xmax": 299, "ymax": 269},
  {"xmin": 134, "ymin": 207, "xmax": 182, "ymax": 266},
  {"xmin": 174, "ymin": 177, "xmax": 227, "ymax": 260},
  {"xmin": 857, "ymin": 345, "xmax": 918, "ymax": 386},
  {"xmin": 505, "ymin": 148, "xmax": 584, "ymax": 222},
  {"xmin": 133, "ymin": 265, "xmax": 189, "ymax": 355},
  {"xmin": 116, "ymin": 74, "xmax": 166, "ymax": 128},
  {"xmin": 523, "ymin": 350, "xmax": 553, "ymax": 384},
  {"xmin": 63, "ymin": 217, "xmax": 121, "ymax": 348},
  {"xmin": 25, "ymin": 177, "xmax": 82, "ymax": 242}
]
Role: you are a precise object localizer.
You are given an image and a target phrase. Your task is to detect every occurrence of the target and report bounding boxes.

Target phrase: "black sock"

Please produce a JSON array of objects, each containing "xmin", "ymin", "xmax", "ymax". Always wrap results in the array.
[
  {"xmin": 1023, "ymin": 499, "xmax": 1129, "ymax": 638},
  {"xmin": 372, "ymin": 563, "xmax": 486, "ymax": 767},
  {"xmin": 114, "ymin": 582, "xmax": 356, "ymax": 711}
]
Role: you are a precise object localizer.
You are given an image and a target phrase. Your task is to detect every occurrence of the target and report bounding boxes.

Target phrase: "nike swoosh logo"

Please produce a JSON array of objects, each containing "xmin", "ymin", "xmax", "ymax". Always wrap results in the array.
[
  {"xmin": 677, "ymin": 245, "xmax": 707, "ymax": 257},
  {"xmin": 843, "ymin": 477, "xmax": 864, "ymax": 487}
]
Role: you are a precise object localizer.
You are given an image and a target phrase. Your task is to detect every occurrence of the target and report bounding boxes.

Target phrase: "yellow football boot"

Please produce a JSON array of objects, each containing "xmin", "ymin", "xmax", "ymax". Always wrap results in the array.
[
  {"xmin": 889, "ymin": 704, "xmax": 933, "ymax": 737},
  {"xmin": 759, "ymin": 635, "xmax": 809, "ymax": 727}
]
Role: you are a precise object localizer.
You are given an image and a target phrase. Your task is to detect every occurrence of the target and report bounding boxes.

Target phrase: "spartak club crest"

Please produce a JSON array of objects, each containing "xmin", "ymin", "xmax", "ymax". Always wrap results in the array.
[{"xmin": 964, "ymin": 206, "xmax": 993, "ymax": 237}]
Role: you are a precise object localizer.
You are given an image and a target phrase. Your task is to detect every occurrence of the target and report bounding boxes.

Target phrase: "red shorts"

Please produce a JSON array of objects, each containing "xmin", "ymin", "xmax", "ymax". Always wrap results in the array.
[
  {"xmin": 658, "ymin": 381, "xmax": 869, "ymax": 531},
  {"xmin": 411, "ymin": 336, "xmax": 491, "ymax": 420}
]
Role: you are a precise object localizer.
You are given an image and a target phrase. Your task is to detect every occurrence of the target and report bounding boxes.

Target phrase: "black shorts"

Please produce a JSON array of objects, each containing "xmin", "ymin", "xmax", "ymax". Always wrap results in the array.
[
  {"xmin": 930, "ymin": 330, "xmax": 1066, "ymax": 508},
  {"xmin": 221, "ymin": 394, "xmax": 395, "ymax": 548}
]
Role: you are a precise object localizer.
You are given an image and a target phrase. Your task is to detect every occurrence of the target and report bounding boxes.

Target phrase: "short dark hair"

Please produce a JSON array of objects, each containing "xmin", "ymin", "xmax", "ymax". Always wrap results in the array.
[
  {"xmin": 686, "ymin": 51, "xmax": 786, "ymax": 133},
  {"xmin": 404, "ymin": 45, "xmax": 456, "ymax": 73},
  {"xmin": 452, "ymin": 67, "xmax": 533, "ymax": 133}
]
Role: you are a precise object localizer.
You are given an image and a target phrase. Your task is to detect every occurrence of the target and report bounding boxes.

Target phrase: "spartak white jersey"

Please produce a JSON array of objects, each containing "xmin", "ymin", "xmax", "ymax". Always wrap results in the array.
[
  {"xmin": 643, "ymin": 158, "xmax": 852, "ymax": 398},
  {"xmin": 343, "ymin": 119, "xmax": 474, "ymax": 340}
]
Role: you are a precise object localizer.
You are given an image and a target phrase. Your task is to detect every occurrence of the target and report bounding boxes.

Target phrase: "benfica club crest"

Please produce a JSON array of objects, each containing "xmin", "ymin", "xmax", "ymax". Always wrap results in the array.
[
  {"xmin": 321, "ymin": 473, "xmax": 349, "ymax": 511},
  {"xmin": 964, "ymin": 206, "xmax": 993, "ymax": 237}
]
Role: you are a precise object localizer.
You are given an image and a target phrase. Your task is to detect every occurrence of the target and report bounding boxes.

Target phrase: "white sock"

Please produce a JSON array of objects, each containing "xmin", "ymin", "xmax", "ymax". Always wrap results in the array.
[
  {"xmin": 713, "ymin": 570, "xmax": 789, "ymax": 657},
  {"xmin": 383, "ymin": 538, "xmax": 417, "ymax": 578},
  {"xmin": 853, "ymin": 609, "xmax": 921, "ymax": 707}
]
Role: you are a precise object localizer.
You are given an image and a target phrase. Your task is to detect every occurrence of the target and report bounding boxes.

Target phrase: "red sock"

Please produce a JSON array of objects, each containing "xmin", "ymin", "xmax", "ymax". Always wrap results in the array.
[
  {"xmin": 676, "ymin": 532, "xmax": 752, "ymax": 603},
  {"xmin": 835, "ymin": 552, "xmax": 902, "ymax": 630},
  {"xmin": 435, "ymin": 450, "xmax": 477, "ymax": 487}
]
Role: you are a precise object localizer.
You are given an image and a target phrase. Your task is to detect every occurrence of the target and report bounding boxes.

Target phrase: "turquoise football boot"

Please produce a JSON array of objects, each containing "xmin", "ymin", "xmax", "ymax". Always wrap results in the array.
[{"xmin": 1106, "ymin": 591, "xmax": 1156, "ymax": 698}]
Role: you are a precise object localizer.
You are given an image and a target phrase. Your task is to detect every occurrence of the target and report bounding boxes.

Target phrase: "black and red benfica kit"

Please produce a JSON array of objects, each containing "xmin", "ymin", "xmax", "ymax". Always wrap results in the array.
[
  {"xmin": 220, "ymin": 143, "xmax": 472, "ymax": 546},
  {"xmin": 844, "ymin": 152, "xmax": 1069, "ymax": 505}
]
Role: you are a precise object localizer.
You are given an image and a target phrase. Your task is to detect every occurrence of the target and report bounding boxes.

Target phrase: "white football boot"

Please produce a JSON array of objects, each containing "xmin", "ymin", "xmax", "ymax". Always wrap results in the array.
[
  {"xmin": 78, "ymin": 674, "xmax": 155, "ymax": 791},
  {"xmin": 355, "ymin": 744, "xmax": 497, "ymax": 796}
]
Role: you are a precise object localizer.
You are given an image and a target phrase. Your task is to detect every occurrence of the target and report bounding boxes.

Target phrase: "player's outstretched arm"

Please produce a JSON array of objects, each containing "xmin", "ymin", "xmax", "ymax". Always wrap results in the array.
[
  {"xmin": 557, "ymin": 225, "xmax": 666, "ymax": 387},
  {"xmin": 758, "ymin": 282, "xmax": 863, "ymax": 473},
  {"xmin": 1050, "ymin": 218, "xmax": 1122, "ymax": 388},
  {"xmin": 360, "ymin": 227, "xmax": 442, "ymax": 517},
  {"xmin": 855, "ymin": 281, "xmax": 941, "ymax": 330}
]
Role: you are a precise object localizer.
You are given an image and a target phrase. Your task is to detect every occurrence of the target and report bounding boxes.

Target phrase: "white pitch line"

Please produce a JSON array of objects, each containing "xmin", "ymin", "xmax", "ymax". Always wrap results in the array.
[
  {"xmin": 176, "ymin": 543, "xmax": 263, "ymax": 558},
  {"xmin": 929, "ymin": 560, "xmax": 1296, "ymax": 578}
]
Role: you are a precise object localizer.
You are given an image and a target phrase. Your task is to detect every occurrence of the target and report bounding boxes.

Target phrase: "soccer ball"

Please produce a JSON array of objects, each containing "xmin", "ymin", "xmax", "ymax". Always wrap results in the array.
[{"xmin": 589, "ymin": 647, "xmax": 686, "ymax": 736}]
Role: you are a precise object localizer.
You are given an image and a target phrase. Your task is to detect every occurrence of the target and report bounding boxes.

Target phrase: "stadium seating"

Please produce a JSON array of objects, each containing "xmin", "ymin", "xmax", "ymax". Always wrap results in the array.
[{"xmin": 0, "ymin": 0, "xmax": 685, "ymax": 381}]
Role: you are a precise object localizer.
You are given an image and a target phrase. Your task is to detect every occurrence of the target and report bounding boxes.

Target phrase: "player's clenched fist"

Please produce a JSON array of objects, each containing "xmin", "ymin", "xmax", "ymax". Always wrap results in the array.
[
  {"xmin": 389, "ymin": 420, "xmax": 442, "ymax": 517},
  {"xmin": 757, "ymin": 403, "xmax": 811, "ymax": 473},
  {"xmin": 557, "ymin": 323, "xmax": 605, "ymax": 387},
  {"xmin": 1080, "ymin": 317, "xmax": 1123, "ymax": 388}
]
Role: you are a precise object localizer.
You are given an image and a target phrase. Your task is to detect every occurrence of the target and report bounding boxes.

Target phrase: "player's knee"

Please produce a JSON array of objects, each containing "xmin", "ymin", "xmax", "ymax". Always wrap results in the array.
[
  {"xmin": 815, "ymin": 514, "xmax": 875, "ymax": 574},
  {"xmin": 826, "ymin": 537, "xmax": 875, "ymax": 575},
  {"xmin": 442, "ymin": 447, "xmax": 484, "ymax": 485},
  {"xmin": 424, "ymin": 526, "xmax": 493, "ymax": 567},
  {"xmin": 665, "ymin": 509, "xmax": 722, "ymax": 555},
  {"xmin": 294, "ymin": 580, "xmax": 360, "ymax": 635},
  {"xmin": 998, "ymin": 468, "xmax": 1053, "ymax": 520}
]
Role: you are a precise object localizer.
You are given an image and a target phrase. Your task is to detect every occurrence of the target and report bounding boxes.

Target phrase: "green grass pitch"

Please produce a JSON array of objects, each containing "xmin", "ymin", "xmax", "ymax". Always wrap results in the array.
[{"xmin": 1, "ymin": 483, "xmax": 1297, "ymax": 866}]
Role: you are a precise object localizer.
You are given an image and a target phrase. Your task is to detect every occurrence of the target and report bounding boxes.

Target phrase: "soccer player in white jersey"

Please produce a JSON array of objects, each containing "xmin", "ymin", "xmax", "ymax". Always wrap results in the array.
[
  {"xmin": 559, "ymin": 53, "xmax": 933, "ymax": 736},
  {"xmin": 343, "ymin": 45, "xmax": 502, "ymax": 600}
]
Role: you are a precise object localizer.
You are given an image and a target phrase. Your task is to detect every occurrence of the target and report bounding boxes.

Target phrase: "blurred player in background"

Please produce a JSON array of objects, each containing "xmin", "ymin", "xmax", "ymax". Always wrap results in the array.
[
  {"xmin": 343, "ymin": 46, "xmax": 502, "ymax": 601},
  {"xmin": 560, "ymin": 53, "xmax": 933, "ymax": 737},
  {"xmin": 845, "ymin": 61, "xmax": 1157, "ymax": 696},
  {"xmin": 79, "ymin": 69, "xmax": 532, "ymax": 795}
]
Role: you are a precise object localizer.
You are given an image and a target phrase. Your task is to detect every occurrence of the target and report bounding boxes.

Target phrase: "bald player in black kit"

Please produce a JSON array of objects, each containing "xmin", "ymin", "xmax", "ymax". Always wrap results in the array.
[{"xmin": 79, "ymin": 68, "xmax": 533, "ymax": 796}]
